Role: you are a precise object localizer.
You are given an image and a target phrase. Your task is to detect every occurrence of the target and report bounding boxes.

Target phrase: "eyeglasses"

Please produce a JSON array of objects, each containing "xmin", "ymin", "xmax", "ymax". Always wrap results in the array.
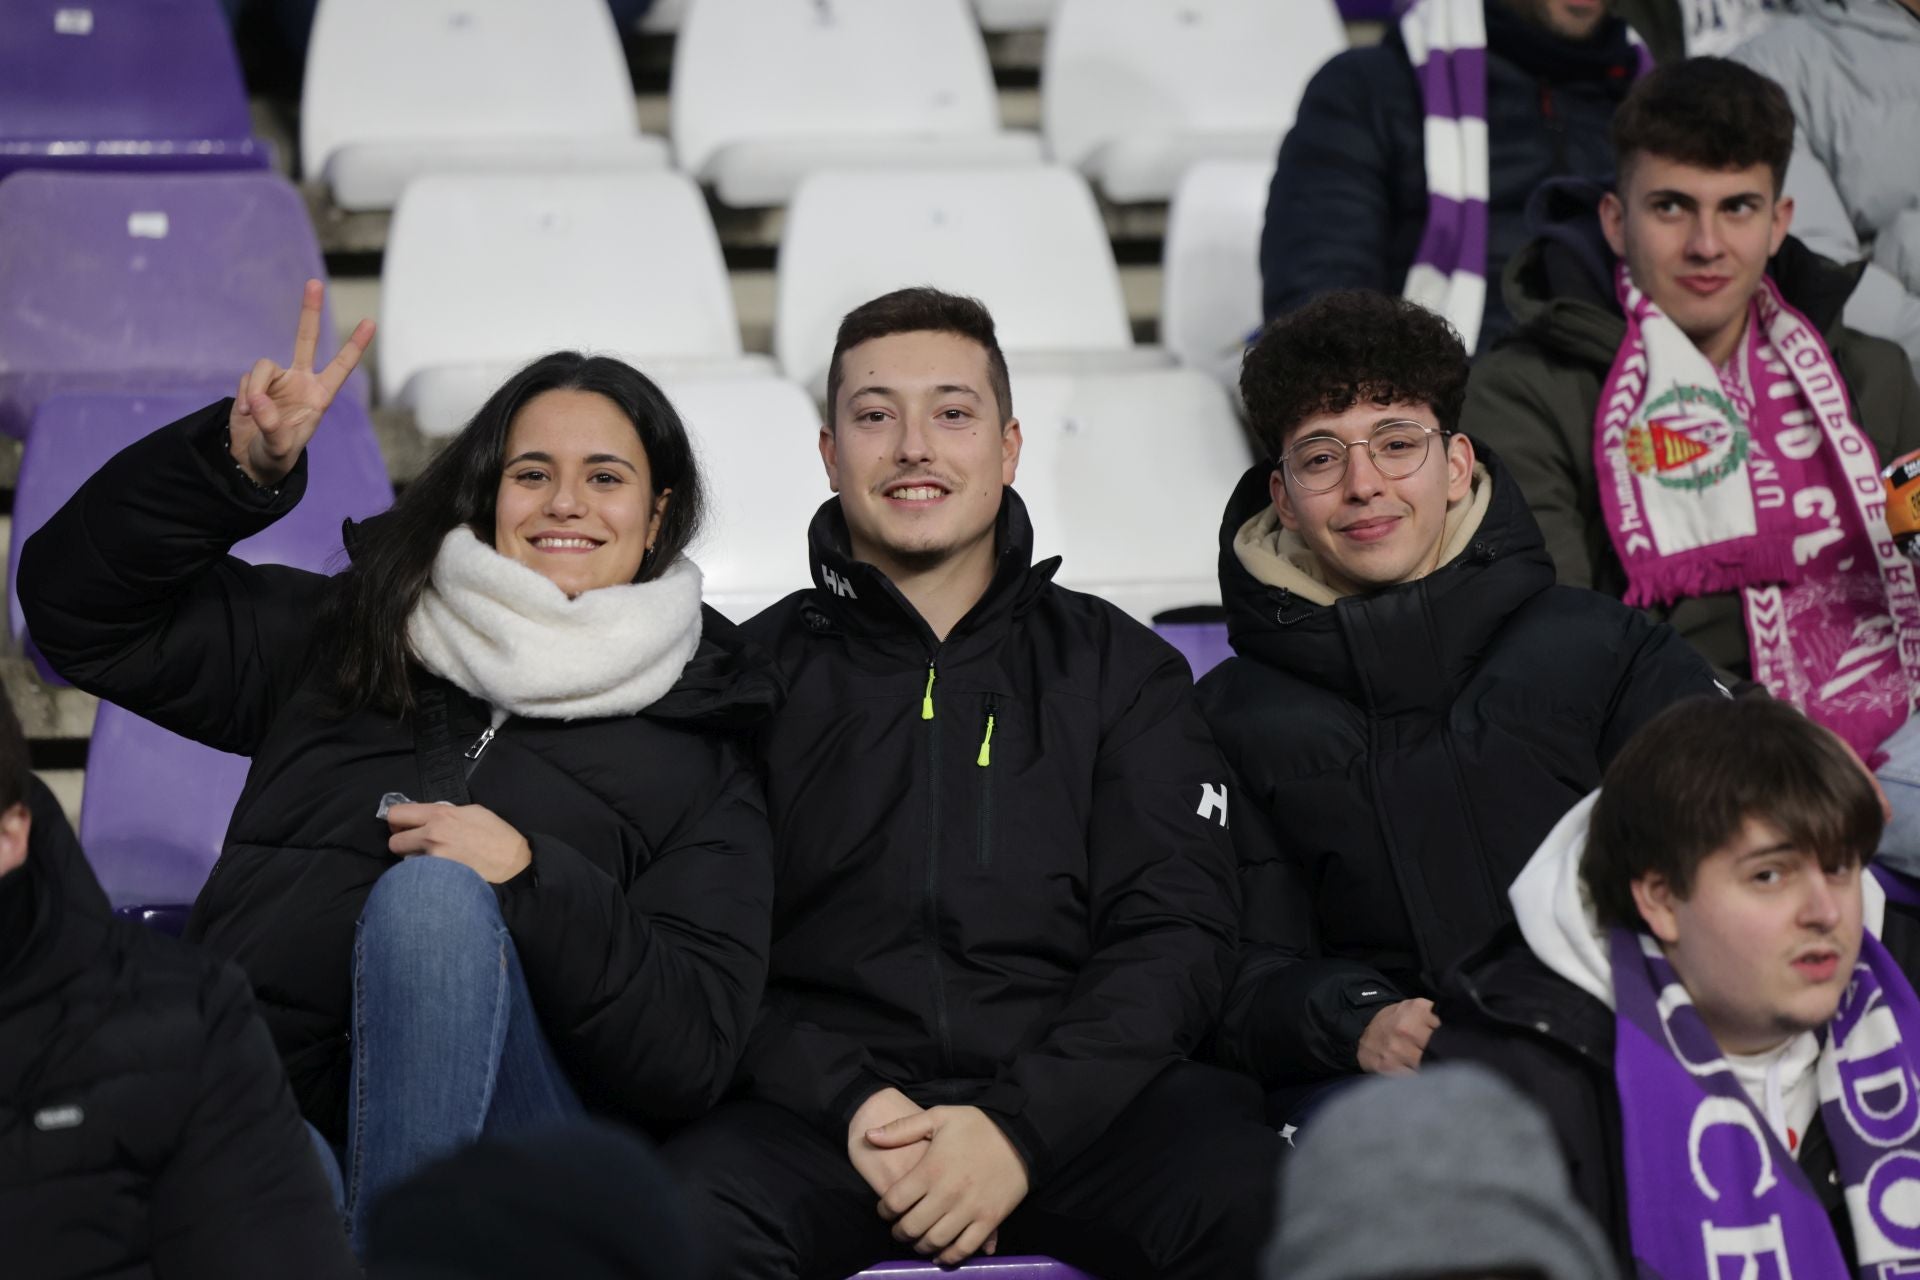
[{"xmin": 1280, "ymin": 421, "xmax": 1448, "ymax": 494}]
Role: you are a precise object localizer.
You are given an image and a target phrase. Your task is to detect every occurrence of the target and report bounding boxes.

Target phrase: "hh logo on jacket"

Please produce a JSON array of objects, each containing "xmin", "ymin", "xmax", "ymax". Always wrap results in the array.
[
  {"xmin": 821, "ymin": 566, "xmax": 857, "ymax": 600},
  {"xmin": 1197, "ymin": 783, "xmax": 1228, "ymax": 829}
]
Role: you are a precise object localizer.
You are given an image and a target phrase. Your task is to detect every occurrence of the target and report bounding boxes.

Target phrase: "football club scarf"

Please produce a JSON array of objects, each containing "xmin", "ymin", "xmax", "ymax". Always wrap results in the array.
[
  {"xmin": 1611, "ymin": 924, "xmax": 1920, "ymax": 1279},
  {"xmin": 1595, "ymin": 263, "xmax": 1920, "ymax": 760}
]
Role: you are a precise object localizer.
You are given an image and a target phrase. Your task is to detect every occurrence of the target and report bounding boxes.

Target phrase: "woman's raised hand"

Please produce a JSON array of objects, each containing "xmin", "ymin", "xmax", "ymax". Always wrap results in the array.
[{"xmin": 229, "ymin": 278, "xmax": 376, "ymax": 488}]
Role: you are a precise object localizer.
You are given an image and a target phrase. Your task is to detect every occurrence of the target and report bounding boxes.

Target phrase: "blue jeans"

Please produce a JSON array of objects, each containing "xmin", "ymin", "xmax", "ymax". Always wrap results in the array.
[
  {"xmin": 324, "ymin": 856, "xmax": 583, "ymax": 1253},
  {"xmin": 1880, "ymin": 716, "xmax": 1920, "ymax": 873}
]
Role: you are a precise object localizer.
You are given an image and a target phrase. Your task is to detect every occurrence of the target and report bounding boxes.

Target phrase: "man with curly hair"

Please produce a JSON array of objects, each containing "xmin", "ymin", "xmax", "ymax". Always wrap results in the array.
[{"xmin": 1202, "ymin": 289, "xmax": 1723, "ymax": 1122}]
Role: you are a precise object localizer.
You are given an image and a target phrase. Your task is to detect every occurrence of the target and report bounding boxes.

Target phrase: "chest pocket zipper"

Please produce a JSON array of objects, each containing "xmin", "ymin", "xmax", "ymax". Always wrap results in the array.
[{"xmin": 976, "ymin": 697, "xmax": 996, "ymax": 868}]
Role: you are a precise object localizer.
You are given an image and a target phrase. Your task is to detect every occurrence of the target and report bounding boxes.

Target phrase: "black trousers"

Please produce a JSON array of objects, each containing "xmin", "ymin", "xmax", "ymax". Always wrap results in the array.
[{"xmin": 663, "ymin": 1061, "xmax": 1280, "ymax": 1280}]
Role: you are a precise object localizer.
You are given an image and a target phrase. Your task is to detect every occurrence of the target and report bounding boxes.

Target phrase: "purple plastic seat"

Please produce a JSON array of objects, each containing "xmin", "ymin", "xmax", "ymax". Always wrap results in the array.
[
  {"xmin": 1335, "ymin": 0, "xmax": 1396, "ymax": 18},
  {"xmin": 9, "ymin": 390, "xmax": 393, "ymax": 683},
  {"xmin": 0, "ymin": 169, "xmax": 367, "ymax": 437},
  {"xmin": 0, "ymin": 0, "xmax": 265, "ymax": 179},
  {"xmin": 1155, "ymin": 620, "xmax": 1234, "ymax": 680},
  {"xmin": 81, "ymin": 702, "xmax": 249, "ymax": 910},
  {"xmin": 854, "ymin": 1260, "xmax": 1099, "ymax": 1278}
]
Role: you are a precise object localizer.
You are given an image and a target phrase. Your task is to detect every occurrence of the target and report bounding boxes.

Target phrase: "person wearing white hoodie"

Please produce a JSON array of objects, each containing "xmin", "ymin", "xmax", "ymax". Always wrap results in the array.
[{"xmin": 1430, "ymin": 694, "xmax": 1920, "ymax": 1276}]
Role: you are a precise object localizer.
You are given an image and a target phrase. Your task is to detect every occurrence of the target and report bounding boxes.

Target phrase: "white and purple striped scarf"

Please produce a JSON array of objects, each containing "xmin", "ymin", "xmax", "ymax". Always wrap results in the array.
[{"xmin": 1397, "ymin": 0, "xmax": 1652, "ymax": 349}]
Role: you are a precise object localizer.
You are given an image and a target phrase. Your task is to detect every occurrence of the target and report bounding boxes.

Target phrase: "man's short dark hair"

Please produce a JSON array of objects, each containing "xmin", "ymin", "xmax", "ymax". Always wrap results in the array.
[
  {"xmin": 825, "ymin": 287, "xmax": 1014, "ymax": 428},
  {"xmin": 1610, "ymin": 57, "xmax": 1795, "ymax": 196},
  {"xmin": 1239, "ymin": 290, "xmax": 1468, "ymax": 458},
  {"xmin": 0, "ymin": 687, "xmax": 31, "ymax": 814},
  {"xmin": 1583, "ymin": 698, "xmax": 1884, "ymax": 932}
]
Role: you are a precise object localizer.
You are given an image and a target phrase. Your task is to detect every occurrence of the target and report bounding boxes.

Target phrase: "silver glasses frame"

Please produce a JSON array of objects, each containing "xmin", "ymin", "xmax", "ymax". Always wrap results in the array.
[{"xmin": 1280, "ymin": 420, "xmax": 1449, "ymax": 494}]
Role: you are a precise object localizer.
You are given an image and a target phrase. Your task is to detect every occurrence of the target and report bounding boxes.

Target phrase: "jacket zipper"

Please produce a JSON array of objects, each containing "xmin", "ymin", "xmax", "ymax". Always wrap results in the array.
[
  {"xmin": 919, "ymin": 661, "xmax": 956, "ymax": 1075},
  {"xmin": 975, "ymin": 698, "xmax": 996, "ymax": 868},
  {"xmin": 464, "ymin": 725, "xmax": 497, "ymax": 761}
]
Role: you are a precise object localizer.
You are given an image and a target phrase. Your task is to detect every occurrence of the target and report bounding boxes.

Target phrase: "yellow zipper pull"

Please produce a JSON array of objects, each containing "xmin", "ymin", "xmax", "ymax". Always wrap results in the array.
[
  {"xmin": 921, "ymin": 664, "xmax": 936, "ymax": 721},
  {"xmin": 976, "ymin": 711, "xmax": 995, "ymax": 767}
]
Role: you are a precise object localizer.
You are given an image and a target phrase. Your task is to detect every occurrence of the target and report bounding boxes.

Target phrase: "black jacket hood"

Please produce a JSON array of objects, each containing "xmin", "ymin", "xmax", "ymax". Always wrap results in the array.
[
  {"xmin": 1214, "ymin": 442, "xmax": 1558, "ymax": 706},
  {"xmin": 0, "ymin": 780, "xmax": 110, "ymax": 1014}
]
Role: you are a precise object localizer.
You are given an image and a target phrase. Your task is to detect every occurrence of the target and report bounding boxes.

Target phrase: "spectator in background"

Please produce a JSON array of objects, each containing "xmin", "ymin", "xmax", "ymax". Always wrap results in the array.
[
  {"xmin": 665, "ymin": 288, "xmax": 1277, "ymax": 1279},
  {"xmin": 1203, "ymin": 291, "xmax": 1718, "ymax": 1122},
  {"xmin": 0, "ymin": 689, "xmax": 355, "ymax": 1279},
  {"xmin": 1260, "ymin": 0, "xmax": 1679, "ymax": 358},
  {"xmin": 1264, "ymin": 1065, "xmax": 1619, "ymax": 1280},
  {"xmin": 1734, "ymin": 0, "xmax": 1920, "ymax": 383},
  {"xmin": 1464, "ymin": 59, "xmax": 1920, "ymax": 776},
  {"xmin": 17, "ymin": 284, "xmax": 780, "ymax": 1254},
  {"xmin": 1433, "ymin": 696, "xmax": 1920, "ymax": 1275},
  {"xmin": 1676, "ymin": 0, "xmax": 1783, "ymax": 54}
]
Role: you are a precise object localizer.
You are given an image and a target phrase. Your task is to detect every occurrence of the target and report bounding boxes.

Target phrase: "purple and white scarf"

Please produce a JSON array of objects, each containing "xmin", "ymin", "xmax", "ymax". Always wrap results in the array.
[
  {"xmin": 1596, "ymin": 264, "xmax": 1920, "ymax": 762},
  {"xmin": 1397, "ymin": 0, "xmax": 1650, "ymax": 349},
  {"xmin": 1613, "ymin": 924, "xmax": 1920, "ymax": 1278}
]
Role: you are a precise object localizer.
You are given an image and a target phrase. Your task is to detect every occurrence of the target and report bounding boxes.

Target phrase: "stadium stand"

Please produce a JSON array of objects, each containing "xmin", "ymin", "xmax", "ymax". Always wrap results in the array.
[
  {"xmin": 973, "ymin": 0, "xmax": 1061, "ymax": 32},
  {"xmin": 379, "ymin": 170, "xmax": 768, "ymax": 437},
  {"xmin": 300, "ymin": 0, "xmax": 669, "ymax": 211},
  {"xmin": 1042, "ymin": 0, "xmax": 1348, "ymax": 202},
  {"xmin": 0, "ymin": 0, "xmax": 267, "ymax": 179},
  {"xmin": 670, "ymin": 0, "xmax": 1043, "ymax": 208},
  {"xmin": 0, "ymin": 169, "xmax": 363, "ymax": 440},
  {"xmin": 1162, "ymin": 158, "xmax": 1275, "ymax": 393}
]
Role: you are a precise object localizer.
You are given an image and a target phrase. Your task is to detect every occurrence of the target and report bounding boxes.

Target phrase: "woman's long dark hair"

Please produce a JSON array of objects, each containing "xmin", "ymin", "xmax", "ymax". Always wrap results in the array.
[{"xmin": 321, "ymin": 351, "xmax": 706, "ymax": 717}]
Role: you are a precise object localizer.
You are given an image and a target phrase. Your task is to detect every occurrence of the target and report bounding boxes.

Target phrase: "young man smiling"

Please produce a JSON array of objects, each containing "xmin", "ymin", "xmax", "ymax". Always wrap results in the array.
[
  {"xmin": 1203, "ymin": 290, "xmax": 1719, "ymax": 1114},
  {"xmin": 1433, "ymin": 696, "xmax": 1920, "ymax": 1275},
  {"xmin": 1465, "ymin": 57, "xmax": 1920, "ymax": 767},
  {"xmin": 665, "ymin": 288, "xmax": 1277, "ymax": 1279}
]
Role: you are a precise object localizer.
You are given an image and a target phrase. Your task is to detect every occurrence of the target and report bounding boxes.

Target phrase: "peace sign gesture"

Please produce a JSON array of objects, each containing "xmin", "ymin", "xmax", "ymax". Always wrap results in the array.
[{"xmin": 228, "ymin": 278, "xmax": 376, "ymax": 488}]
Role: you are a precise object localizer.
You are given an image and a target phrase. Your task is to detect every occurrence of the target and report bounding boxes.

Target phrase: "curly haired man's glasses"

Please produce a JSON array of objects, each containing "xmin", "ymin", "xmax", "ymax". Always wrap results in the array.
[{"xmin": 1281, "ymin": 421, "xmax": 1449, "ymax": 494}]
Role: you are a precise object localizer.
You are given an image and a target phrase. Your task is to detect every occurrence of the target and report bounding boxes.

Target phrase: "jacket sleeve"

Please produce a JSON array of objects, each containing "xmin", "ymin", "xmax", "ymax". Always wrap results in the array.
[
  {"xmin": 1465, "ymin": 361, "xmax": 1600, "ymax": 590},
  {"xmin": 1260, "ymin": 49, "xmax": 1404, "ymax": 324},
  {"xmin": 1597, "ymin": 611, "xmax": 1729, "ymax": 765},
  {"xmin": 17, "ymin": 400, "xmax": 329, "ymax": 755},
  {"xmin": 970, "ymin": 648, "xmax": 1240, "ymax": 1183},
  {"xmin": 735, "ymin": 1007, "xmax": 894, "ymax": 1141},
  {"xmin": 148, "ymin": 960, "xmax": 357, "ymax": 1280},
  {"xmin": 1209, "ymin": 791, "xmax": 1404, "ymax": 1087},
  {"xmin": 496, "ymin": 757, "xmax": 774, "ymax": 1127}
]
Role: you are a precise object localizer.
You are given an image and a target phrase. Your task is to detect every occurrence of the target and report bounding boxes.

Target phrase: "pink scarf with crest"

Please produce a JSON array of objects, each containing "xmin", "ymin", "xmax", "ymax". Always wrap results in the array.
[{"xmin": 1595, "ymin": 264, "xmax": 1920, "ymax": 760}]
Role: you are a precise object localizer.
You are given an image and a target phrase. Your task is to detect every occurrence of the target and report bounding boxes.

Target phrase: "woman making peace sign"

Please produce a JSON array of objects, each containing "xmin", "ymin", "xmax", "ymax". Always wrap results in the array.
[{"xmin": 20, "ymin": 283, "xmax": 779, "ymax": 1251}]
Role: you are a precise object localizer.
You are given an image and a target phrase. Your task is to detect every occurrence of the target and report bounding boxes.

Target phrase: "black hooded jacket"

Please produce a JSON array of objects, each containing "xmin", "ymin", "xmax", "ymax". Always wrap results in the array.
[
  {"xmin": 0, "ymin": 779, "xmax": 355, "ymax": 1279},
  {"xmin": 1199, "ymin": 446, "xmax": 1721, "ymax": 1086},
  {"xmin": 17, "ymin": 402, "xmax": 781, "ymax": 1144},
  {"xmin": 734, "ymin": 493, "xmax": 1240, "ymax": 1184}
]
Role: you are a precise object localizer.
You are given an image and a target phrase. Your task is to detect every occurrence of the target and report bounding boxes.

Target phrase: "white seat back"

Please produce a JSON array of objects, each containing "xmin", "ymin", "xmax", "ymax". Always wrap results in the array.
[
  {"xmin": 776, "ymin": 166, "xmax": 1134, "ymax": 396},
  {"xmin": 381, "ymin": 171, "xmax": 749, "ymax": 425},
  {"xmin": 1163, "ymin": 159, "xmax": 1274, "ymax": 391},
  {"xmin": 974, "ymin": 0, "xmax": 1060, "ymax": 31}
]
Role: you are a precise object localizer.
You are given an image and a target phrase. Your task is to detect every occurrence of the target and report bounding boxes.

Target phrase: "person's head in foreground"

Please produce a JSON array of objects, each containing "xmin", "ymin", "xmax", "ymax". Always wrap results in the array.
[
  {"xmin": 329, "ymin": 351, "xmax": 705, "ymax": 712},
  {"xmin": 1601, "ymin": 57, "xmax": 1796, "ymax": 365},
  {"xmin": 1583, "ymin": 696, "xmax": 1883, "ymax": 1055},
  {"xmin": 1269, "ymin": 1063, "xmax": 1618, "ymax": 1280},
  {"xmin": 819, "ymin": 286, "xmax": 1021, "ymax": 585},
  {"xmin": 1241, "ymin": 290, "xmax": 1476, "ymax": 597}
]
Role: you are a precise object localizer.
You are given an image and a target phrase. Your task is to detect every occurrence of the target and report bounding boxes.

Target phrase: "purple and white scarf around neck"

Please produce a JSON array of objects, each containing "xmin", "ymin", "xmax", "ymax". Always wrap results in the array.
[
  {"xmin": 1396, "ymin": 0, "xmax": 1650, "ymax": 350},
  {"xmin": 1612, "ymin": 925, "xmax": 1920, "ymax": 1278}
]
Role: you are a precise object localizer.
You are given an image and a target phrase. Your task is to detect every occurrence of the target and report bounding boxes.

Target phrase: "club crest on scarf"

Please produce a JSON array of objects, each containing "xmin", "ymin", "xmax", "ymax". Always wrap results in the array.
[
  {"xmin": 1627, "ymin": 385, "xmax": 1750, "ymax": 493},
  {"xmin": 1612, "ymin": 925, "xmax": 1920, "ymax": 1279}
]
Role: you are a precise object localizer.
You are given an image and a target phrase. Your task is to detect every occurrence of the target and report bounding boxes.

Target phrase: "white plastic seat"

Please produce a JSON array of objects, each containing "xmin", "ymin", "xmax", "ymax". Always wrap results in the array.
[
  {"xmin": 670, "ymin": 375, "xmax": 827, "ymax": 622},
  {"xmin": 672, "ymin": 0, "xmax": 1042, "ymax": 208},
  {"xmin": 1011, "ymin": 367, "xmax": 1255, "ymax": 622},
  {"xmin": 301, "ymin": 0, "xmax": 668, "ymax": 211},
  {"xmin": 1042, "ymin": 0, "xmax": 1346, "ymax": 202},
  {"xmin": 381, "ymin": 171, "xmax": 768, "ymax": 437},
  {"xmin": 974, "ymin": 0, "xmax": 1060, "ymax": 31},
  {"xmin": 1163, "ymin": 159, "xmax": 1274, "ymax": 393},
  {"xmin": 639, "ymin": 0, "xmax": 686, "ymax": 31},
  {"xmin": 777, "ymin": 166, "xmax": 1165, "ymax": 399}
]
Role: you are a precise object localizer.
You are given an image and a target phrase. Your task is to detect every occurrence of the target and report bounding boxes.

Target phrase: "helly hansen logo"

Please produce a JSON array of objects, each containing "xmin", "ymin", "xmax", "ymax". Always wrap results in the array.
[
  {"xmin": 1196, "ymin": 783, "xmax": 1228, "ymax": 828},
  {"xmin": 821, "ymin": 566, "xmax": 857, "ymax": 600}
]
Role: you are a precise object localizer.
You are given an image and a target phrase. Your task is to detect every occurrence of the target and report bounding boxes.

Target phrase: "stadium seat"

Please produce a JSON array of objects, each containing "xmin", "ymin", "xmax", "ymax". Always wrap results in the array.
[
  {"xmin": 1162, "ymin": 159, "xmax": 1273, "ymax": 393},
  {"xmin": 669, "ymin": 375, "xmax": 825, "ymax": 623},
  {"xmin": 853, "ymin": 1261, "xmax": 1098, "ymax": 1278},
  {"xmin": 381, "ymin": 171, "xmax": 770, "ymax": 437},
  {"xmin": 639, "ymin": 0, "xmax": 686, "ymax": 31},
  {"xmin": 776, "ymin": 166, "xmax": 1168, "ymax": 398},
  {"xmin": 973, "ymin": 0, "xmax": 1060, "ymax": 32},
  {"xmin": 1042, "ymin": 0, "xmax": 1346, "ymax": 201},
  {"xmin": 1155, "ymin": 618, "xmax": 1234, "ymax": 680},
  {"xmin": 301, "ymin": 0, "xmax": 668, "ymax": 211},
  {"xmin": 0, "ymin": 0, "xmax": 266, "ymax": 180},
  {"xmin": 8, "ymin": 391, "xmax": 393, "ymax": 683},
  {"xmin": 1012, "ymin": 367, "xmax": 1254, "ymax": 623},
  {"xmin": 80, "ymin": 701, "xmax": 248, "ymax": 911},
  {"xmin": 671, "ymin": 0, "xmax": 1043, "ymax": 208},
  {"xmin": 0, "ymin": 170, "xmax": 364, "ymax": 438}
]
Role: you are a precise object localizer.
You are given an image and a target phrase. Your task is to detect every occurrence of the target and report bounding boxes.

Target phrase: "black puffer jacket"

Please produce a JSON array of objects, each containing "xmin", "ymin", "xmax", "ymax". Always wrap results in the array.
[
  {"xmin": 1200, "ymin": 447, "xmax": 1721, "ymax": 1086},
  {"xmin": 0, "ymin": 778, "xmax": 354, "ymax": 1279},
  {"xmin": 735, "ymin": 494, "xmax": 1240, "ymax": 1184},
  {"xmin": 18, "ymin": 402, "xmax": 781, "ymax": 1144},
  {"xmin": 1260, "ymin": 1, "xmax": 1659, "ymax": 354}
]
